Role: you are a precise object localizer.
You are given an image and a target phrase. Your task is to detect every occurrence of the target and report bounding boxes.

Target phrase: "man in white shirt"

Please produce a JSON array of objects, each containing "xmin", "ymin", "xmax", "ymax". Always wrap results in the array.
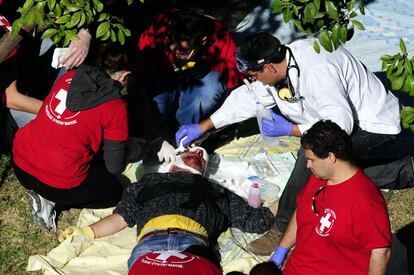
[{"xmin": 174, "ymin": 32, "xmax": 414, "ymax": 255}]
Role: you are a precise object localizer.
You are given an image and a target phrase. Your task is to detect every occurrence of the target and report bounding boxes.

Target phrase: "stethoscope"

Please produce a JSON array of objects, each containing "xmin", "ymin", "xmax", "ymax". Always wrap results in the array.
[{"xmin": 276, "ymin": 47, "xmax": 305, "ymax": 103}]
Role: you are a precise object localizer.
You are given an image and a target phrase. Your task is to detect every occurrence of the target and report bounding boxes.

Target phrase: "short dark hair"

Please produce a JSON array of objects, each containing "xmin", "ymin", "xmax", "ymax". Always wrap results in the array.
[
  {"xmin": 88, "ymin": 42, "xmax": 134, "ymax": 74},
  {"xmin": 301, "ymin": 120, "xmax": 353, "ymax": 161},
  {"xmin": 168, "ymin": 10, "xmax": 215, "ymax": 49},
  {"xmin": 249, "ymin": 261, "xmax": 282, "ymax": 275},
  {"xmin": 236, "ymin": 32, "xmax": 286, "ymax": 72}
]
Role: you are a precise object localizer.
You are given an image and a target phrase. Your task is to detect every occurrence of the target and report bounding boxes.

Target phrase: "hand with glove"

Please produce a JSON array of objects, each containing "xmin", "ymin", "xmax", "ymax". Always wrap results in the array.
[
  {"xmin": 175, "ymin": 124, "xmax": 202, "ymax": 147},
  {"xmin": 149, "ymin": 138, "xmax": 176, "ymax": 164},
  {"xmin": 262, "ymin": 110, "xmax": 292, "ymax": 137},
  {"xmin": 59, "ymin": 29, "xmax": 91, "ymax": 70},
  {"xmin": 58, "ymin": 226, "xmax": 95, "ymax": 243},
  {"xmin": 269, "ymin": 245, "xmax": 289, "ymax": 268}
]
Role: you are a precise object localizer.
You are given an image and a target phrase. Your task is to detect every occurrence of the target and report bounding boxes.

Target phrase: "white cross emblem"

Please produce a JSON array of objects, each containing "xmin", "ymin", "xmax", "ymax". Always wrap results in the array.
[
  {"xmin": 319, "ymin": 213, "xmax": 332, "ymax": 231},
  {"xmin": 315, "ymin": 208, "xmax": 336, "ymax": 237},
  {"xmin": 154, "ymin": 251, "xmax": 187, "ymax": 262}
]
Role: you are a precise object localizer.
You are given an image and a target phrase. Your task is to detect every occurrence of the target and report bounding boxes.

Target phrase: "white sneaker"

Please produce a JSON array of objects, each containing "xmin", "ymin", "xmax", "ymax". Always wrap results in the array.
[{"xmin": 27, "ymin": 190, "xmax": 57, "ymax": 231}]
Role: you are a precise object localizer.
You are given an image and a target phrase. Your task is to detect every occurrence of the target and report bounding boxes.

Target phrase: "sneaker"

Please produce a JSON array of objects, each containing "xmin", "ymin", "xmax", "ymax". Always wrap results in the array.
[
  {"xmin": 27, "ymin": 190, "xmax": 57, "ymax": 231},
  {"xmin": 247, "ymin": 224, "xmax": 283, "ymax": 256}
]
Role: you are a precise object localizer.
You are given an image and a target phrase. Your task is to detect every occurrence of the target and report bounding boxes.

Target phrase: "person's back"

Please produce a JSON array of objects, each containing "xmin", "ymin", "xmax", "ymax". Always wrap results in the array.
[
  {"xmin": 13, "ymin": 65, "xmax": 127, "ymax": 188},
  {"xmin": 287, "ymin": 39, "xmax": 400, "ymax": 135}
]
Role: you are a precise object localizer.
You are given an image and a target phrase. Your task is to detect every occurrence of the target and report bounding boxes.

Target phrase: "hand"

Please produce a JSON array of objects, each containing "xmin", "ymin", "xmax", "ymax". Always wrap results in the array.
[
  {"xmin": 175, "ymin": 124, "xmax": 202, "ymax": 146},
  {"xmin": 149, "ymin": 138, "xmax": 176, "ymax": 164},
  {"xmin": 59, "ymin": 29, "xmax": 91, "ymax": 70},
  {"xmin": 58, "ymin": 226, "xmax": 95, "ymax": 243},
  {"xmin": 269, "ymin": 245, "xmax": 289, "ymax": 267},
  {"xmin": 262, "ymin": 110, "xmax": 292, "ymax": 137},
  {"xmin": 126, "ymin": 137, "xmax": 146, "ymax": 163}
]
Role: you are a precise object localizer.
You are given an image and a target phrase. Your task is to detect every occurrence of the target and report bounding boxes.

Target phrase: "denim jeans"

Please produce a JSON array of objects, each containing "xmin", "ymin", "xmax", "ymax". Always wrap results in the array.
[
  {"xmin": 127, "ymin": 234, "xmax": 207, "ymax": 270},
  {"xmin": 152, "ymin": 70, "xmax": 227, "ymax": 125},
  {"xmin": 275, "ymin": 125, "xmax": 414, "ymax": 232}
]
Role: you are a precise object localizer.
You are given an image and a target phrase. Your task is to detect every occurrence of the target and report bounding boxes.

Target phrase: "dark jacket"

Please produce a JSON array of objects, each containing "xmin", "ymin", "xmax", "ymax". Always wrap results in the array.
[{"xmin": 114, "ymin": 172, "xmax": 274, "ymax": 245}]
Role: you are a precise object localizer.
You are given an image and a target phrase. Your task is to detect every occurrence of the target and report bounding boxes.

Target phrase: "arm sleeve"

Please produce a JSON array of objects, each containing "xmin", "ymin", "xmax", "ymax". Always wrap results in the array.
[
  {"xmin": 102, "ymin": 139, "xmax": 127, "ymax": 174},
  {"xmin": 214, "ymin": 183, "xmax": 274, "ymax": 233},
  {"xmin": 210, "ymin": 81, "xmax": 277, "ymax": 128},
  {"xmin": 113, "ymin": 183, "xmax": 145, "ymax": 227},
  {"xmin": 298, "ymin": 64, "xmax": 354, "ymax": 134}
]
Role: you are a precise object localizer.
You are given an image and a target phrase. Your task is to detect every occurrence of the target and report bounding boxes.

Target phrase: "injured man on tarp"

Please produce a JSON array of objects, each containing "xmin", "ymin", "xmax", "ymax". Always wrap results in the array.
[{"xmin": 59, "ymin": 146, "xmax": 278, "ymax": 273}]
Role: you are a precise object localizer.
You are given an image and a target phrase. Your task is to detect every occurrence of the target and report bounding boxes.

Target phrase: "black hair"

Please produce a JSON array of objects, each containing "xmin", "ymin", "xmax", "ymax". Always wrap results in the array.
[
  {"xmin": 184, "ymin": 244, "xmax": 221, "ymax": 270},
  {"xmin": 168, "ymin": 10, "xmax": 215, "ymax": 49},
  {"xmin": 237, "ymin": 32, "xmax": 287, "ymax": 71},
  {"xmin": 249, "ymin": 262, "xmax": 282, "ymax": 275},
  {"xmin": 86, "ymin": 42, "xmax": 134, "ymax": 74},
  {"xmin": 301, "ymin": 120, "xmax": 353, "ymax": 161}
]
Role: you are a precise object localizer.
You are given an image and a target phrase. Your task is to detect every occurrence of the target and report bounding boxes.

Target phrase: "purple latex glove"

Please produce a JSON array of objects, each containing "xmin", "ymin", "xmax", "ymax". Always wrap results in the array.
[
  {"xmin": 262, "ymin": 110, "xmax": 292, "ymax": 137},
  {"xmin": 270, "ymin": 245, "xmax": 289, "ymax": 267},
  {"xmin": 175, "ymin": 124, "xmax": 202, "ymax": 146}
]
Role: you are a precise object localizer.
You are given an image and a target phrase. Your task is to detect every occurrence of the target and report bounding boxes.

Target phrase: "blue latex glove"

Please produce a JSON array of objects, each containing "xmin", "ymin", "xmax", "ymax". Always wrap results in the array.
[
  {"xmin": 270, "ymin": 245, "xmax": 289, "ymax": 267},
  {"xmin": 262, "ymin": 110, "xmax": 292, "ymax": 137},
  {"xmin": 175, "ymin": 124, "xmax": 202, "ymax": 146}
]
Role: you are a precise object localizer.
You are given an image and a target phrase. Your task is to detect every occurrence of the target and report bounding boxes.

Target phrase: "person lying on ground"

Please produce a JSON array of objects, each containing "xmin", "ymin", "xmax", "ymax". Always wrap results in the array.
[{"xmin": 59, "ymin": 146, "xmax": 278, "ymax": 271}]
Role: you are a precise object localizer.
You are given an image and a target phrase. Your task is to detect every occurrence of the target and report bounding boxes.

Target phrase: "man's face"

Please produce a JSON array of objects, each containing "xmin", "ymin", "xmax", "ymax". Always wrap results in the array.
[
  {"xmin": 304, "ymin": 149, "xmax": 332, "ymax": 180},
  {"xmin": 169, "ymin": 40, "xmax": 196, "ymax": 61},
  {"xmin": 246, "ymin": 64, "xmax": 285, "ymax": 86},
  {"xmin": 170, "ymin": 148, "xmax": 207, "ymax": 175}
]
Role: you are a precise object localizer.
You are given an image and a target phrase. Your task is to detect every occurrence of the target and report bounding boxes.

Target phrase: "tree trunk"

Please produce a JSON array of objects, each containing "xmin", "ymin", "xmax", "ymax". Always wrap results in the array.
[{"xmin": 0, "ymin": 24, "xmax": 35, "ymax": 63}]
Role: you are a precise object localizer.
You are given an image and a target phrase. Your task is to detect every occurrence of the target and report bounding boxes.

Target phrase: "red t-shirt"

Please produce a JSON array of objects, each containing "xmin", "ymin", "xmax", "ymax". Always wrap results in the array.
[
  {"xmin": 129, "ymin": 251, "xmax": 223, "ymax": 275},
  {"xmin": 284, "ymin": 170, "xmax": 391, "ymax": 275},
  {"xmin": 137, "ymin": 13, "xmax": 242, "ymax": 89},
  {"xmin": 13, "ymin": 71, "xmax": 128, "ymax": 188}
]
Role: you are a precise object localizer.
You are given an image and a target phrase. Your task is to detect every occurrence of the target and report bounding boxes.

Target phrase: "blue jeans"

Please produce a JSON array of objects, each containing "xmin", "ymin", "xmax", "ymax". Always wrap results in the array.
[
  {"xmin": 127, "ymin": 234, "xmax": 207, "ymax": 270},
  {"xmin": 275, "ymin": 125, "xmax": 414, "ymax": 232},
  {"xmin": 152, "ymin": 70, "xmax": 227, "ymax": 125}
]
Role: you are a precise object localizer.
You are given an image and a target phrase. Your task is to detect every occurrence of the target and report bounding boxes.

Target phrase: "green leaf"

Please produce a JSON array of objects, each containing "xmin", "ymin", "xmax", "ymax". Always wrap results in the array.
[
  {"xmin": 55, "ymin": 14, "xmax": 71, "ymax": 24},
  {"xmin": 401, "ymin": 106, "xmax": 414, "ymax": 128},
  {"xmin": 313, "ymin": 40, "xmax": 321, "ymax": 53},
  {"xmin": 292, "ymin": 5, "xmax": 299, "ymax": 16},
  {"xmin": 325, "ymin": 1, "xmax": 338, "ymax": 19},
  {"xmin": 380, "ymin": 54, "xmax": 392, "ymax": 62},
  {"xmin": 118, "ymin": 29, "xmax": 125, "ymax": 45},
  {"xmin": 283, "ymin": 8, "xmax": 292, "ymax": 23},
  {"xmin": 319, "ymin": 29, "xmax": 333, "ymax": 52},
  {"xmin": 331, "ymin": 23, "xmax": 341, "ymax": 49},
  {"xmin": 101, "ymin": 28, "xmax": 111, "ymax": 41},
  {"xmin": 394, "ymin": 59, "xmax": 405, "ymax": 77},
  {"xmin": 41, "ymin": 28, "xmax": 58, "ymax": 39},
  {"xmin": 391, "ymin": 75, "xmax": 405, "ymax": 91},
  {"xmin": 399, "ymin": 39, "xmax": 407, "ymax": 55},
  {"xmin": 98, "ymin": 13, "xmax": 107, "ymax": 22},
  {"xmin": 110, "ymin": 29, "xmax": 116, "ymax": 42},
  {"xmin": 33, "ymin": 10, "xmax": 44, "ymax": 26},
  {"xmin": 349, "ymin": 11, "xmax": 357, "ymax": 18},
  {"xmin": 47, "ymin": 0, "xmax": 56, "ymax": 11},
  {"xmin": 78, "ymin": 11, "xmax": 86, "ymax": 26},
  {"xmin": 313, "ymin": 0, "xmax": 320, "ymax": 10},
  {"xmin": 93, "ymin": 0, "xmax": 104, "ymax": 12},
  {"xmin": 271, "ymin": 1, "xmax": 284, "ymax": 14},
  {"xmin": 304, "ymin": 3, "xmax": 317, "ymax": 24},
  {"xmin": 351, "ymin": 20, "xmax": 364, "ymax": 30},
  {"xmin": 11, "ymin": 20, "xmax": 24, "ymax": 36},
  {"xmin": 54, "ymin": 3, "xmax": 62, "ymax": 17},
  {"xmin": 339, "ymin": 25, "xmax": 347, "ymax": 43},
  {"xmin": 359, "ymin": 4, "xmax": 365, "ymax": 15},
  {"xmin": 405, "ymin": 58, "xmax": 412, "ymax": 73},
  {"xmin": 402, "ymin": 74, "xmax": 414, "ymax": 93},
  {"xmin": 96, "ymin": 21, "xmax": 111, "ymax": 38},
  {"xmin": 386, "ymin": 64, "xmax": 395, "ymax": 79}
]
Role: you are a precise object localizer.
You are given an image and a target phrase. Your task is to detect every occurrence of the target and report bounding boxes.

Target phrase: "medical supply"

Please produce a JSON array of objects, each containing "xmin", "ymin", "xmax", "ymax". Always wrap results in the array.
[
  {"xmin": 256, "ymin": 103, "xmax": 281, "ymax": 146},
  {"xmin": 175, "ymin": 136, "xmax": 188, "ymax": 154},
  {"xmin": 248, "ymin": 176, "xmax": 280, "ymax": 201},
  {"xmin": 248, "ymin": 182, "xmax": 261, "ymax": 208}
]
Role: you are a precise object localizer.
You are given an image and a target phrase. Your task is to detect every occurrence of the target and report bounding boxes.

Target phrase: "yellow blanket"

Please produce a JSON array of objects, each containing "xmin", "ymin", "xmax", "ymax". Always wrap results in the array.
[{"xmin": 27, "ymin": 135, "xmax": 300, "ymax": 274}]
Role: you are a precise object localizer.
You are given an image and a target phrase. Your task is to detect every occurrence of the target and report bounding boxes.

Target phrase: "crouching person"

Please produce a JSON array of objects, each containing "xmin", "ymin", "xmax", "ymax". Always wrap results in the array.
[
  {"xmin": 270, "ymin": 120, "xmax": 391, "ymax": 274},
  {"xmin": 59, "ymin": 147, "xmax": 277, "ymax": 272},
  {"xmin": 12, "ymin": 42, "xmax": 140, "ymax": 230}
]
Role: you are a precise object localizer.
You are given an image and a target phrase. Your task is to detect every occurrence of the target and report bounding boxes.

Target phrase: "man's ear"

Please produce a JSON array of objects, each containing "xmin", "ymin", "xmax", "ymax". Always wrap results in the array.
[
  {"xmin": 118, "ymin": 71, "xmax": 131, "ymax": 83},
  {"xmin": 328, "ymin": 152, "xmax": 337, "ymax": 163},
  {"xmin": 264, "ymin": 63, "xmax": 277, "ymax": 73}
]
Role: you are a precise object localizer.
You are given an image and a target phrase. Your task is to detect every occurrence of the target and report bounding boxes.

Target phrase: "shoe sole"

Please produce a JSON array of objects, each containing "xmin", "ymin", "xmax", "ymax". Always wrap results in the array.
[{"xmin": 27, "ymin": 190, "xmax": 56, "ymax": 230}]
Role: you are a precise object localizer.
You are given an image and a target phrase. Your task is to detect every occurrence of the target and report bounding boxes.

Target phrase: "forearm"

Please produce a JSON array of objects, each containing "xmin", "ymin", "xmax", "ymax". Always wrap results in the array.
[
  {"xmin": 279, "ymin": 210, "xmax": 297, "ymax": 248},
  {"xmin": 5, "ymin": 81, "xmax": 42, "ymax": 114},
  {"xmin": 198, "ymin": 118, "xmax": 215, "ymax": 133},
  {"xmin": 368, "ymin": 247, "xmax": 390, "ymax": 275},
  {"xmin": 90, "ymin": 213, "xmax": 128, "ymax": 238},
  {"xmin": 290, "ymin": 124, "xmax": 303, "ymax": 138},
  {"xmin": 267, "ymin": 200, "xmax": 279, "ymax": 216}
]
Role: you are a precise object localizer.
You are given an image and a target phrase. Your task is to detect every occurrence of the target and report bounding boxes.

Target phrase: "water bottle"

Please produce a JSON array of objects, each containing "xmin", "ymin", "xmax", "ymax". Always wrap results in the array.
[
  {"xmin": 248, "ymin": 176, "xmax": 280, "ymax": 201},
  {"xmin": 248, "ymin": 182, "xmax": 261, "ymax": 208},
  {"xmin": 256, "ymin": 103, "xmax": 281, "ymax": 146}
]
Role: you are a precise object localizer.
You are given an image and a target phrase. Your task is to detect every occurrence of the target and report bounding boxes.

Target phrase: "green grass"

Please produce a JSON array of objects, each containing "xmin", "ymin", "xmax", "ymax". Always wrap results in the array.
[{"xmin": 0, "ymin": 153, "xmax": 413, "ymax": 274}]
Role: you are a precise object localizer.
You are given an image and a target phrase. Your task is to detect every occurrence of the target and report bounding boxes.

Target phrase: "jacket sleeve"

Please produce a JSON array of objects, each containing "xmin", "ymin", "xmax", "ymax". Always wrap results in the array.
[
  {"xmin": 113, "ymin": 182, "xmax": 146, "ymax": 227},
  {"xmin": 213, "ymin": 183, "xmax": 274, "ymax": 234},
  {"xmin": 102, "ymin": 139, "xmax": 127, "ymax": 174}
]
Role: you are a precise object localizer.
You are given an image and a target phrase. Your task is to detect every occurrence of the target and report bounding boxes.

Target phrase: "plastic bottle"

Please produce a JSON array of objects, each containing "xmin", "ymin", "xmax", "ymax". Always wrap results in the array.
[
  {"xmin": 248, "ymin": 176, "xmax": 280, "ymax": 201},
  {"xmin": 248, "ymin": 182, "xmax": 261, "ymax": 208},
  {"xmin": 256, "ymin": 103, "xmax": 281, "ymax": 146}
]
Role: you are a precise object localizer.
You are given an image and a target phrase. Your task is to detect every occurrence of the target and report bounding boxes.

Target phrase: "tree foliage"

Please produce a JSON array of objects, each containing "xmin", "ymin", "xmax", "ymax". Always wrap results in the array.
[
  {"xmin": 11, "ymin": 0, "xmax": 133, "ymax": 46},
  {"xmin": 271, "ymin": 0, "xmax": 365, "ymax": 53}
]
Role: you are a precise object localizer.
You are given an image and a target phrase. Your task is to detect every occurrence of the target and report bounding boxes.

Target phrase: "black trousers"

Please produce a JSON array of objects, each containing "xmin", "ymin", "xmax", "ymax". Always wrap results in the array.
[{"xmin": 13, "ymin": 160, "xmax": 124, "ymax": 210}]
